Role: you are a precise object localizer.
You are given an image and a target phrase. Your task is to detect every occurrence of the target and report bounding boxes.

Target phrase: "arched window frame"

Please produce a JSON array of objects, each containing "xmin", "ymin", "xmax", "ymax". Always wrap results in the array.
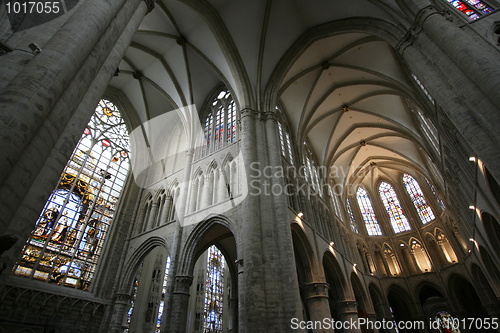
[
  {"xmin": 425, "ymin": 177, "xmax": 446, "ymax": 211},
  {"xmin": 347, "ymin": 199, "xmax": 359, "ymax": 233},
  {"xmin": 442, "ymin": 0, "xmax": 495, "ymax": 20},
  {"xmin": 378, "ymin": 181, "xmax": 412, "ymax": 234},
  {"xmin": 403, "ymin": 174, "xmax": 436, "ymax": 224},
  {"xmin": 204, "ymin": 245, "xmax": 225, "ymax": 332},
  {"xmin": 276, "ymin": 106, "xmax": 295, "ymax": 165},
  {"xmin": 201, "ymin": 89, "xmax": 238, "ymax": 158},
  {"xmin": 14, "ymin": 99, "xmax": 130, "ymax": 291},
  {"xmin": 303, "ymin": 142, "xmax": 322, "ymax": 197},
  {"xmin": 356, "ymin": 187, "xmax": 382, "ymax": 236}
]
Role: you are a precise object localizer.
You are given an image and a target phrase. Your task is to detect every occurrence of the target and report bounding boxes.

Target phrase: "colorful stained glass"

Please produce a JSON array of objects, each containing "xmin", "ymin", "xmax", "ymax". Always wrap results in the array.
[
  {"xmin": 347, "ymin": 199, "xmax": 359, "ymax": 233},
  {"xmin": 356, "ymin": 187, "xmax": 382, "ymax": 236},
  {"xmin": 379, "ymin": 182, "xmax": 411, "ymax": 233},
  {"xmin": 435, "ymin": 311, "xmax": 461, "ymax": 332},
  {"xmin": 123, "ymin": 262, "xmax": 143, "ymax": 333},
  {"xmin": 286, "ymin": 132, "xmax": 294, "ymax": 164},
  {"xmin": 403, "ymin": 174, "xmax": 435, "ymax": 224},
  {"xmin": 446, "ymin": 0, "xmax": 493, "ymax": 20},
  {"xmin": 14, "ymin": 99, "xmax": 130, "ymax": 290},
  {"xmin": 204, "ymin": 245, "xmax": 225, "ymax": 333},
  {"xmin": 278, "ymin": 122, "xmax": 286, "ymax": 156},
  {"xmin": 425, "ymin": 177, "xmax": 446, "ymax": 211},
  {"xmin": 155, "ymin": 256, "xmax": 171, "ymax": 333},
  {"xmin": 201, "ymin": 90, "xmax": 237, "ymax": 157}
]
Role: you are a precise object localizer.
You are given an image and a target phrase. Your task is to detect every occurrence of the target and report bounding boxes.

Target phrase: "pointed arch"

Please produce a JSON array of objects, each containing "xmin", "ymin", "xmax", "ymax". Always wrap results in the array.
[
  {"xmin": 403, "ymin": 173, "xmax": 435, "ymax": 224},
  {"xmin": 13, "ymin": 99, "xmax": 131, "ymax": 290},
  {"xmin": 356, "ymin": 187, "xmax": 382, "ymax": 236},
  {"xmin": 379, "ymin": 181, "xmax": 411, "ymax": 233}
]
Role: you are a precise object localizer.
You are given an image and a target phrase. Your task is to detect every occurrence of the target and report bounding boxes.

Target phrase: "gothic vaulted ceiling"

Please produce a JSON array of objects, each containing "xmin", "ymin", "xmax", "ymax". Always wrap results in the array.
[{"xmin": 111, "ymin": 0, "xmax": 438, "ymax": 198}]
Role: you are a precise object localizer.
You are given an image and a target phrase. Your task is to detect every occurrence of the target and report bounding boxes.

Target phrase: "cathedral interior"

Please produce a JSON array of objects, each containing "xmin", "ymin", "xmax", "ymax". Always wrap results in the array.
[{"xmin": 1, "ymin": 0, "xmax": 500, "ymax": 332}]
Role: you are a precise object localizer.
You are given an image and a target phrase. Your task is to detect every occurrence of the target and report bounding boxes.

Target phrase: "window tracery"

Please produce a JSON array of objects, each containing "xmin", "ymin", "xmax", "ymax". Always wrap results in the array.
[
  {"xmin": 356, "ymin": 188, "xmax": 382, "ymax": 236},
  {"xmin": 156, "ymin": 256, "xmax": 171, "ymax": 333},
  {"xmin": 202, "ymin": 90, "xmax": 237, "ymax": 157},
  {"xmin": 403, "ymin": 174, "xmax": 435, "ymax": 224},
  {"xmin": 445, "ymin": 0, "xmax": 494, "ymax": 20},
  {"xmin": 425, "ymin": 177, "xmax": 446, "ymax": 211},
  {"xmin": 347, "ymin": 199, "xmax": 359, "ymax": 233},
  {"xmin": 14, "ymin": 99, "xmax": 130, "ymax": 290},
  {"xmin": 379, "ymin": 182, "xmax": 411, "ymax": 233},
  {"xmin": 276, "ymin": 107, "xmax": 295, "ymax": 164},
  {"xmin": 204, "ymin": 245, "xmax": 225, "ymax": 332}
]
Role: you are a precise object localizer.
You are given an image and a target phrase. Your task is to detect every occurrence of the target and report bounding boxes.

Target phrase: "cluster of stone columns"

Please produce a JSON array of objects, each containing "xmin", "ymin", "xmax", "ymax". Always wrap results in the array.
[
  {"xmin": 0, "ymin": 0, "xmax": 156, "ymax": 283},
  {"xmin": 188, "ymin": 160, "xmax": 238, "ymax": 213},
  {"xmin": 136, "ymin": 190, "xmax": 178, "ymax": 235}
]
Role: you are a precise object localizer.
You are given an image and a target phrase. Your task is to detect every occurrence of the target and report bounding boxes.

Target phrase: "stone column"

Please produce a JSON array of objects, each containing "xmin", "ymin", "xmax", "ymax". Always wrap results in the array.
[
  {"xmin": 336, "ymin": 300, "xmax": 362, "ymax": 333},
  {"xmin": 159, "ymin": 196, "xmax": 172, "ymax": 225},
  {"xmin": 108, "ymin": 293, "xmax": 132, "ymax": 333},
  {"xmin": 167, "ymin": 275, "xmax": 193, "ymax": 333},
  {"xmin": 147, "ymin": 203, "xmax": 159, "ymax": 231},
  {"xmin": 302, "ymin": 282, "xmax": 334, "ymax": 333},
  {"xmin": 135, "ymin": 207, "xmax": 147, "ymax": 235},
  {"xmin": 237, "ymin": 109, "xmax": 268, "ymax": 332},
  {"xmin": 161, "ymin": 148, "xmax": 194, "ymax": 332},
  {"xmin": 189, "ymin": 182, "xmax": 198, "ymax": 213},
  {"xmin": 0, "ymin": 0, "xmax": 154, "ymax": 284},
  {"xmin": 201, "ymin": 173, "xmax": 212, "ymax": 210},
  {"xmin": 397, "ymin": 2, "xmax": 500, "ymax": 184},
  {"xmin": 0, "ymin": 0, "xmax": 154, "ymax": 233},
  {"xmin": 218, "ymin": 168, "xmax": 228, "ymax": 202}
]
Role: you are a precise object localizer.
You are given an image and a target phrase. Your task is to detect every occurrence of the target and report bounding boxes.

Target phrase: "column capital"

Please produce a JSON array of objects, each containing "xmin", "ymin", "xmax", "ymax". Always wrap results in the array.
[
  {"xmin": 240, "ymin": 108, "xmax": 278, "ymax": 121},
  {"xmin": 114, "ymin": 292, "xmax": 132, "ymax": 304},
  {"xmin": 301, "ymin": 282, "xmax": 329, "ymax": 300},
  {"xmin": 174, "ymin": 275, "xmax": 193, "ymax": 295},
  {"xmin": 336, "ymin": 300, "xmax": 358, "ymax": 314}
]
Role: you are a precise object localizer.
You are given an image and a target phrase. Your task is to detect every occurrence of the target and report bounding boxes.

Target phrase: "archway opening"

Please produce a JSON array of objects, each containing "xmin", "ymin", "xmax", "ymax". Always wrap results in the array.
[
  {"xmin": 186, "ymin": 222, "xmax": 238, "ymax": 333},
  {"xmin": 448, "ymin": 274, "xmax": 491, "ymax": 332},
  {"xmin": 323, "ymin": 252, "xmax": 347, "ymax": 321}
]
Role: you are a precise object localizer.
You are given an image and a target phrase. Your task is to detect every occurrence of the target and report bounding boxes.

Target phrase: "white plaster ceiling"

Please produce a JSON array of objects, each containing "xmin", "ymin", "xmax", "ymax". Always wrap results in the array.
[{"xmin": 111, "ymin": 0, "xmax": 436, "ymax": 198}]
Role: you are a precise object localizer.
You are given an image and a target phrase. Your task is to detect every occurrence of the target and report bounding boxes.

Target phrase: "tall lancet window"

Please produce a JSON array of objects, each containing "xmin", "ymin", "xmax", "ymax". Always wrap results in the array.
[
  {"xmin": 403, "ymin": 174, "xmax": 435, "ymax": 224},
  {"xmin": 347, "ymin": 199, "xmax": 359, "ymax": 233},
  {"xmin": 356, "ymin": 188, "xmax": 382, "ymax": 236},
  {"xmin": 204, "ymin": 245, "xmax": 225, "ymax": 332},
  {"xmin": 276, "ymin": 107, "xmax": 295, "ymax": 165},
  {"xmin": 379, "ymin": 182, "xmax": 411, "ymax": 233},
  {"xmin": 425, "ymin": 177, "xmax": 446, "ymax": 211},
  {"xmin": 445, "ymin": 0, "xmax": 494, "ymax": 20},
  {"xmin": 201, "ymin": 89, "xmax": 237, "ymax": 157},
  {"xmin": 13, "ymin": 99, "xmax": 130, "ymax": 290}
]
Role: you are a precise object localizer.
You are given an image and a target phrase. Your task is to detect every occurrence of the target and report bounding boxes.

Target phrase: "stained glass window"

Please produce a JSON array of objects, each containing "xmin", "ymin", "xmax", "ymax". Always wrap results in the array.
[
  {"xmin": 412, "ymin": 74, "xmax": 434, "ymax": 104},
  {"xmin": 403, "ymin": 174, "xmax": 435, "ymax": 224},
  {"xmin": 347, "ymin": 199, "xmax": 359, "ymax": 233},
  {"xmin": 13, "ymin": 99, "xmax": 130, "ymax": 290},
  {"xmin": 155, "ymin": 256, "xmax": 171, "ymax": 333},
  {"xmin": 124, "ymin": 262, "xmax": 143, "ymax": 333},
  {"xmin": 278, "ymin": 122, "xmax": 286, "ymax": 156},
  {"xmin": 286, "ymin": 132, "xmax": 294, "ymax": 165},
  {"xmin": 356, "ymin": 188, "xmax": 382, "ymax": 236},
  {"xmin": 425, "ymin": 177, "xmax": 446, "ymax": 211},
  {"xmin": 435, "ymin": 311, "xmax": 461, "ymax": 333},
  {"xmin": 379, "ymin": 182, "xmax": 411, "ymax": 233},
  {"xmin": 276, "ymin": 107, "xmax": 295, "ymax": 165},
  {"xmin": 201, "ymin": 90, "xmax": 237, "ymax": 157},
  {"xmin": 204, "ymin": 245, "xmax": 225, "ymax": 333},
  {"xmin": 446, "ymin": 0, "xmax": 493, "ymax": 20}
]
